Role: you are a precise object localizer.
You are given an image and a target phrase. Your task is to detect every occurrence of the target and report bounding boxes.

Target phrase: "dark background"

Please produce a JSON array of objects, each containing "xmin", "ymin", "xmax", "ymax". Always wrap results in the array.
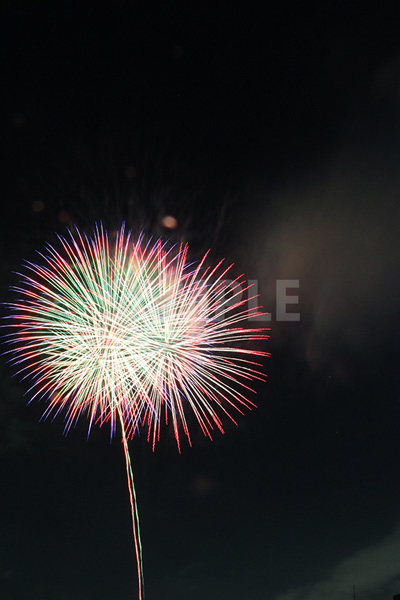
[{"xmin": 1, "ymin": 2, "xmax": 400, "ymax": 600}]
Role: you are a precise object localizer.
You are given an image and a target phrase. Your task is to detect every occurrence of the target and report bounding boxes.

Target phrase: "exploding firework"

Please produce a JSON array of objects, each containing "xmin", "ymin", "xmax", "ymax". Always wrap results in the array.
[{"xmin": 5, "ymin": 224, "xmax": 269, "ymax": 599}]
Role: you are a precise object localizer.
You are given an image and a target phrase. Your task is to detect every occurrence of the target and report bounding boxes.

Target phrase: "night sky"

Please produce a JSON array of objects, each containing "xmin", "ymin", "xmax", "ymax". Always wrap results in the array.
[{"xmin": 2, "ymin": 2, "xmax": 400, "ymax": 600}]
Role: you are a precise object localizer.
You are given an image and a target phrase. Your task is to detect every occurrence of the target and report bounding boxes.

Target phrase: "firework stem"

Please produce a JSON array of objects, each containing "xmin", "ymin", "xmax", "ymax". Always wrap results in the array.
[{"xmin": 118, "ymin": 408, "xmax": 145, "ymax": 600}]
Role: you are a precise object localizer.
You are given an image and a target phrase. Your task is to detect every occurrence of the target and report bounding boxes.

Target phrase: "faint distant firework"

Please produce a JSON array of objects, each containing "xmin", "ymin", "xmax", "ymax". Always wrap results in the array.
[{"xmin": 5, "ymin": 224, "xmax": 269, "ymax": 599}]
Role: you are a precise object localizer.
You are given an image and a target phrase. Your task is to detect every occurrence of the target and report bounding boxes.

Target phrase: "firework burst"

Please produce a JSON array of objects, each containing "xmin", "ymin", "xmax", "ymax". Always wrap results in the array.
[{"xmin": 5, "ymin": 224, "xmax": 269, "ymax": 599}]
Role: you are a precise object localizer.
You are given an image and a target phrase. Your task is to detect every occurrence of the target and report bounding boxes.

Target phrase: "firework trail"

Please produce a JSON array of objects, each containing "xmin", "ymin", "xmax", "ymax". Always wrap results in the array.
[{"xmin": 5, "ymin": 224, "xmax": 269, "ymax": 599}]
